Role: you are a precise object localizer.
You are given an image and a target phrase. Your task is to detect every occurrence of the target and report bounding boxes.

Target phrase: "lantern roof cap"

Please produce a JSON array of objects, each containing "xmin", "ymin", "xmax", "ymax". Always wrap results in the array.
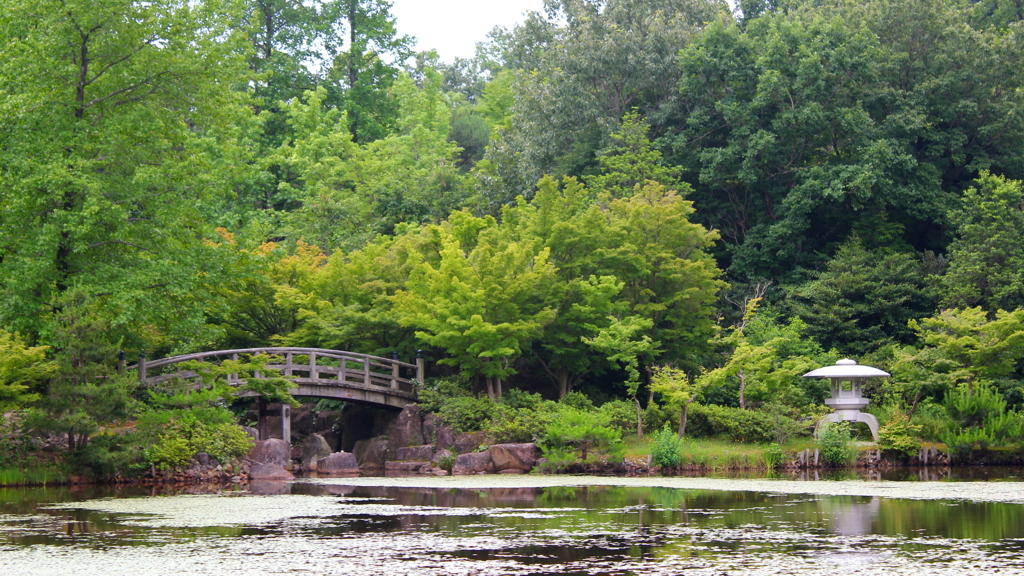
[{"xmin": 802, "ymin": 359, "xmax": 890, "ymax": 379}]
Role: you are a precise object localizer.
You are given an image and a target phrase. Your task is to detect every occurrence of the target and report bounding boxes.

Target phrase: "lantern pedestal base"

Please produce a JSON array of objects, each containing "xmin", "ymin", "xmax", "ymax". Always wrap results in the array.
[{"xmin": 817, "ymin": 410, "xmax": 879, "ymax": 442}]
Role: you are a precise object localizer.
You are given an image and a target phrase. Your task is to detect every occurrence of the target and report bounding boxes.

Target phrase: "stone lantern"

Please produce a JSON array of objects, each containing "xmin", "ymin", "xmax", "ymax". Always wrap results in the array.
[{"xmin": 802, "ymin": 359, "xmax": 889, "ymax": 442}]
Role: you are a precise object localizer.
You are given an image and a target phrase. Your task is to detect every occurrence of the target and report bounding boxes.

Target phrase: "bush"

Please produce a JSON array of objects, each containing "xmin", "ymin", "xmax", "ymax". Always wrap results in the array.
[
  {"xmin": 417, "ymin": 378, "xmax": 473, "ymax": 413},
  {"xmin": 878, "ymin": 408, "xmax": 922, "ymax": 458},
  {"xmin": 945, "ymin": 382, "xmax": 1006, "ymax": 428},
  {"xmin": 560, "ymin": 391, "xmax": 595, "ymax": 411},
  {"xmin": 436, "ymin": 395, "xmax": 496, "ymax": 433},
  {"xmin": 686, "ymin": 404, "xmax": 804, "ymax": 443},
  {"xmin": 910, "ymin": 401, "xmax": 953, "ymax": 442},
  {"xmin": 143, "ymin": 413, "xmax": 255, "ymax": 469},
  {"xmin": 643, "ymin": 402, "xmax": 669, "ymax": 433},
  {"xmin": 490, "ymin": 401, "xmax": 561, "ymax": 443},
  {"xmin": 650, "ymin": 425, "xmax": 683, "ymax": 468},
  {"xmin": 540, "ymin": 409, "xmax": 623, "ymax": 469},
  {"xmin": 818, "ymin": 421, "xmax": 857, "ymax": 466},
  {"xmin": 501, "ymin": 388, "xmax": 543, "ymax": 410},
  {"xmin": 761, "ymin": 443, "xmax": 785, "ymax": 469},
  {"xmin": 599, "ymin": 400, "xmax": 639, "ymax": 436}
]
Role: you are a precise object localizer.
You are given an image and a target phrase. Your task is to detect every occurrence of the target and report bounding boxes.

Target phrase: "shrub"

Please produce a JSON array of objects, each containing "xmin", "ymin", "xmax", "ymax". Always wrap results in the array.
[
  {"xmin": 143, "ymin": 413, "xmax": 255, "ymax": 469},
  {"xmin": 643, "ymin": 402, "xmax": 669, "ymax": 433},
  {"xmin": 502, "ymin": 388, "xmax": 543, "ymax": 410},
  {"xmin": 436, "ymin": 395, "xmax": 496, "ymax": 433},
  {"xmin": 540, "ymin": 409, "xmax": 623, "ymax": 467},
  {"xmin": 941, "ymin": 426, "xmax": 994, "ymax": 462},
  {"xmin": 910, "ymin": 401, "xmax": 953, "ymax": 442},
  {"xmin": 650, "ymin": 425, "xmax": 683, "ymax": 468},
  {"xmin": 818, "ymin": 421, "xmax": 857, "ymax": 466},
  {"xmin": 878, "ymin": 409, "xmax": 922, "ymax": 458},
  {"xmin": 945, "ymin": 382, "xmax": 1006, "ymax": 428},
  {"xmin": 761, "ymin": 443, "xmax": 785, "ymax": 469},
  {"xmin": 417, "ymin": 378, "xmax": 473, "ymax": 413},
  {"xmin": 599, "ymin": 400, "xmax": 639, "ymax": 436},
  {"xmin": 490, "ymin": 401, "xmax": 560, "ymax": 443},
  {"xmin": 686, "ymin": 404, "xmax": 803, "ymax": 443},
  {"xmin": 560, "ymin": 391, "xmax": 595, "ymax": 411}
]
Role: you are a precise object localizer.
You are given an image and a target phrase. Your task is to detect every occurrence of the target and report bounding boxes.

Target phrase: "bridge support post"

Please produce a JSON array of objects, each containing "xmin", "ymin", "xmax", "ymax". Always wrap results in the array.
[
  {"xmin": 416, "ymin": 350, "xmax": 425, "ymax": 383},
  {"xmin": 281, "ymin": 403, "xmax": 291, "ymax": 443},
  {"xmin": 257, "ymin": 398, "xmax": 268, "ymax": 441}
]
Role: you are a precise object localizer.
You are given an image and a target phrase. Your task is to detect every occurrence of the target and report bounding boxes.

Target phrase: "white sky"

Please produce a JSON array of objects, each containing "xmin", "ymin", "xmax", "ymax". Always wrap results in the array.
[{"xmin": 390, "ymin": 0, "xmax": 548, "ymax": 62}]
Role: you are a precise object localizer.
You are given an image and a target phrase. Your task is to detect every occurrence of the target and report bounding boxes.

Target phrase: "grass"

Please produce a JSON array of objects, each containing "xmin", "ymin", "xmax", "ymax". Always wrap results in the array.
[
  {"xmin": 0, "ymin": 465, "xmax": 69, "ymax": 487},
  {"xmin": 624, "ymin": 435, "xmax": 785, "ymax": 470}
]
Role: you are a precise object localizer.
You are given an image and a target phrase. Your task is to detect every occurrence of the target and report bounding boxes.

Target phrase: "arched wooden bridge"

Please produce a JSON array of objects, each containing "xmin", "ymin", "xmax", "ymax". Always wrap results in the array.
[{"xmin": 131, "ymin": 347, "xmax": 422, "ymax": 441}]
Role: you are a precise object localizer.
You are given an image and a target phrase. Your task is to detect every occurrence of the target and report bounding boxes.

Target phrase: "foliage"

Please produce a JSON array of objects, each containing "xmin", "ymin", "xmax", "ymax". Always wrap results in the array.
[
  {"xmin": 144, "ymin": 413, "xmax": 254, "ymax": 469},
  {"xmin": 434, "ymin": 396, "xmax": 496, "ymax": 433},
  {"xmin": 685, "ymin": 403, "xmax": 799, "ymax": 443},
  {"xmin": 0, "ymin": 331, "xmax": 54, "ymax": 411},
  {"xmin": 788, "ymin": 241, "xmax": 935, "ymax": 356},
  {"xmin": 650, "ymin": 424, "xmax": 684, "ymax": 468},
  {"xmin": 560, "ymin": 391, "xmax": 596, "ymax": 412},
  {"xmin": 818, "ymin": 422, "xmax": 857, "ymax": 466},
  {"xmin": 945, "ymin": 383, "xmax": 1007, "ymax": 429},
  {"xmin": 540, "ymin": 409, "xmax": 624, "ymax": 466},
  {"xmin": 938, "ymin": 162, "xmax": 1024, "ymax": 313},
  {"xmin": 878, "ymin": 408, "xmax": 922, "ymax": 458},
  {"xmin": 598, "ymin": 400, "xmax": 640, "ymax": 437},
  {"xmin": 761, "ymin": 443, "xmax": 785, "ymax": 470}
]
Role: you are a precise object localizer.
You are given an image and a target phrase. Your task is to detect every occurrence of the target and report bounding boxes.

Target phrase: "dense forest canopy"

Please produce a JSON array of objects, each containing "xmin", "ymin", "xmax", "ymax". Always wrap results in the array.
[{"xmin": 4, "ymin": 0, "xmax": 1024, "ymax": 462}]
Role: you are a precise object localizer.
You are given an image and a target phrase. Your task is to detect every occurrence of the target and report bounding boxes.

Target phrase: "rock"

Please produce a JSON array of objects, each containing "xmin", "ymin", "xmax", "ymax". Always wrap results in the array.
[
  {"xmin": 454, "ymin": 431, "xmax": 490, "ymax": 454},
  {"xmin": 248, "ymin": 463, "xmax": 294, "ymax": 480},
  {"xmin": 195, "ymin": 452, "xmax": 210, "ymax": 467},
  {"xmin": 300, "ymin": 433, "xmax": 334, "ymax": 469},
  {"xmin": 338, "ymin": 405, "xmax": 377, "ymax": 452},
  {"xmin": 431, "ymin": 448, "xmax": 455, "ymax": 464},
  {"xmin": 435, "ymin": 426, "xmax": 455, "ymax": 451},
  {"xmin": 248, "ymin": 439, "xmax": 291, "ymax": 467},
  {"xmin": 387, "ymin": 405, "xmax": 425, "ymax": 457},
  {"xmin": 314, "ymin": 410, "xmax": 343, "ymax": 434},
  {"xmin": 320, "ymin": 430, "xmax": 342, "ymax": 452},
  {"xmin": 489, "ymin": 443, "xmax": 537, "ymax": 472},
  {"xmin": 291, "ymin": 404, "xmax": 315, "ymax": 437},
  {"xmin": 423, "ymin": 414, "xmax": 442, "ymax": 444},
  {"xmin": 385, "ymin": 460, "xmax": 432, "ymax": 476},
  {"xmin": 242, "ymin": 426, "xmax": 260, "ymax": 441},
  {"xmin": 396, "ymin": 444, "xmax": 434, "ymax": 461},
  {"xmin": 353, "ymin": 437, "xmax": 389, "ymax": 467},
  {"xmin": 452, "ymin": 451, "xmax": 496, "ymax": 475},
  {"xmin": 316, "ymin": 452, "xmax": 360, "ymax": 477}
]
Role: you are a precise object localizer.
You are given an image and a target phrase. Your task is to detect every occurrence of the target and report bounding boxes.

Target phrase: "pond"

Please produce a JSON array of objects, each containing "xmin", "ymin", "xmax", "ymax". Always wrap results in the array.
[{"xmin": 4, "ymin": 474, "xmax": 1024, "ymax": 575}]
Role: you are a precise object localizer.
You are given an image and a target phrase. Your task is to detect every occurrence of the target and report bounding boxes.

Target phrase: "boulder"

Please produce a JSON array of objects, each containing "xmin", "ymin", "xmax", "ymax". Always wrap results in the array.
[
  {"xmin": 454, "ymin": 431, "xmax": 490, "ymax": 454},
  {"xmin": 195, "ymin": 452, "xmax": 210, "ymax": 468},
  {"xmin": 396, "ymin": 444, "xmax": 434, "ymax": 461},
  {"xmin": 248, "ymin": 463, "xmax": 294, "ymax": 480},
  {"xmin": 435, "ymin": 425, "xmax": 456, "ymax": 452},
  {"xmin": 316, "ymin": 452, "xmax": 360, "ymax": 477},
  {"xmin": 489, "ymin": 443, "xmax": 537, "ymax": 472},
  {"xmin": 242, "ymin": 426, "xmax": 260, "ymax": 441},
  {"xmin": 247, "ymin": 439, "xmax": 291, "ymax": 467},
  {"xmin": 291, "ymin": 404, "xmax": 315, "ymax": 437},
  {"xmin": 314, "ymin": 410, "xmax": 343, "ymax": 434},
  {"xmin": 339, "ymin": 405, "xmax": 377, "ymax": 452},
  {"xmin": 431, "ymin": 448, "xmax": 455, "ymax": 465},
  {"xmin": 353, "ymin": 437, "xmax": 389, "ymax": 467},
  {"xmin": 301, "ymin": 433, "xmax": 334, "ymax": 469},
  {"xmin": 320, "ymin": 430, "xmax": 342, "ymax": 452},
  {"xmin": 452, "ymin": 451, "xmax": 496, "ymax": 475},
  {"xmin": 387, "ymin": 404, "xmax": 425, "ymax": 457},
  {"xmin": 423, "ymin": 414, "xmax": 442, "ymax": 443},
  {"xmin": 385, "ymin": 460, "xmax": 432, "ymax": 476}
]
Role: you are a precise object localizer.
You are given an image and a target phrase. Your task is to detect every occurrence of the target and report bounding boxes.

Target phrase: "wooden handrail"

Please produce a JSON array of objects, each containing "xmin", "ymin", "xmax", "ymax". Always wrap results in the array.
[{"xmin": 132, "ymin": 347, "xmax": 418, "ymax": 371}]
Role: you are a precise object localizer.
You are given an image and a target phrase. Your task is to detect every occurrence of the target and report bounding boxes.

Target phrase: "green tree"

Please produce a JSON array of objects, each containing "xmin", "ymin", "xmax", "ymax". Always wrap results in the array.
[
  {"xmin": 788, "ymin": 240, "xmax": 935, "ymax": 356},
  {"xmin": 0, "ymin": 0, "xmax": 251, "ymax": 343},
  {"xmin": 650, "ymin": 365, "xmax": 715, "ymax": 438},
  {"xmin": 0, "ymin": 332, "xmax": 55, "ymax": 412},
  {"xmin": 938, "ymin": 172, "xmax": 1024, "ymax": 312},
  {"xmin": 393, "ymin": 213, "xmax": 557, "ymax": 399}
]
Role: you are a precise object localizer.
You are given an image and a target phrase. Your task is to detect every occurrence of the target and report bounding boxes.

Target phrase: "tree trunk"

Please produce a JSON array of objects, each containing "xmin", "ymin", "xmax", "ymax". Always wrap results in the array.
[
  {"xmin": 485, "ymin": 377, "xmax": 496, "ymax": 400},
  {"xmin": 678, "ymin": 404, "xmax": 689, "ymax": 439},
  {"xmin": 634, "ymin": 396, "xmax": 643, "ymax": 438},
  {"xmin": 738, "ymin": 370, "xmax": 748, "ymax": 410}
]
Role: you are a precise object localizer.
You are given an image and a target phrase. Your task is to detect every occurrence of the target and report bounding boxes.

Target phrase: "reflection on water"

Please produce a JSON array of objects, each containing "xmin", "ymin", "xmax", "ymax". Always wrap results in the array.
[{"xmin": 3, "ymin": 480, "xmax": 1024, "ymax": 574}]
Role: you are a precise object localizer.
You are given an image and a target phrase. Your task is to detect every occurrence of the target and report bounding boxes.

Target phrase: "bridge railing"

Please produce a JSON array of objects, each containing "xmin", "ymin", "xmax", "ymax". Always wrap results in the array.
[{"xmin": 132, "ymin": 347, "xmax": 424, "ymax": 396}]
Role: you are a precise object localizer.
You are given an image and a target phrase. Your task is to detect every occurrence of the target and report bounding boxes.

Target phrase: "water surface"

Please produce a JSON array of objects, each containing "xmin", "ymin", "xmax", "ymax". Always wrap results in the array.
[{"xmin": 3, "ymin": 477, "xmax": 1024, "ymax": 575}]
